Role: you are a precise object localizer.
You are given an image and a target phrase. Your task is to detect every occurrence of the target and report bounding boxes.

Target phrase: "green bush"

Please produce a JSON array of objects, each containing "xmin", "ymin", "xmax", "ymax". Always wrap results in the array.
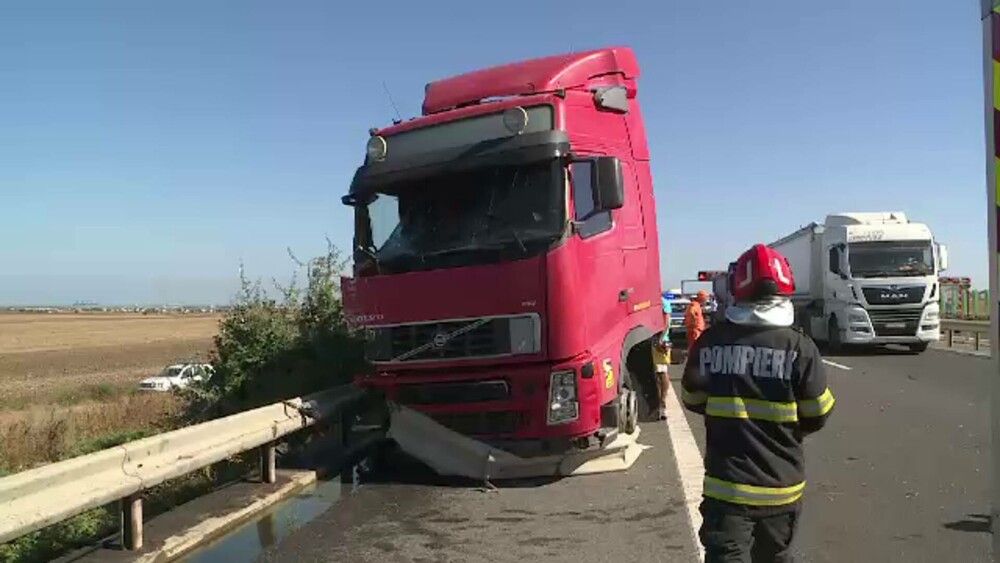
[
  {"xmin": 0, "ymin": 507, "xmax": 116, "ymax": 563},
  {"xmin": 196, "ymin": 241, "xmax": 367, "ymax": 416}
]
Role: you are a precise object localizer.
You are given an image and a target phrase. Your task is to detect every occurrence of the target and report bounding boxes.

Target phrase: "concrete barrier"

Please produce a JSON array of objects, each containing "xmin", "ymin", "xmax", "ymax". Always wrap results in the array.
[{"xmin": 0, "ymin": 384, "xmax": 364, "ymax": 549}]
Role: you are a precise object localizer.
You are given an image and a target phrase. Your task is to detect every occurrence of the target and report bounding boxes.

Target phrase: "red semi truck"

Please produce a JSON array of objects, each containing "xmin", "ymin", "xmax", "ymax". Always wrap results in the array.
[{"xmin": 341, "ymin": 47, "xmax": 663, "ymax": 467}]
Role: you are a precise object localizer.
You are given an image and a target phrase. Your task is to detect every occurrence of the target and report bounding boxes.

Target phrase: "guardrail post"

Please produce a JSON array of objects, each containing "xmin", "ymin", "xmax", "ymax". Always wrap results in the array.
[
  {"xmin": 976, "ymin": 331, "xmax": 982, "ymax": 351},
  {"xmin": 260, "ymin": 442, "xmax": 276, "ymax": 484},
  {"xmin": 121, "ymin": 494, "xmax": 143, "ymax": 550},
  {"xmin": 947, "ymin": 328, "xmax": 954, "ymax": 348}
]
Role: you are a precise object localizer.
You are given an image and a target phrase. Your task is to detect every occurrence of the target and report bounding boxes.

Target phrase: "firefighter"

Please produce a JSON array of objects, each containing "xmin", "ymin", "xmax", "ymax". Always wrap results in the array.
[
  {"xmin": 685, "ymin": 290, "xmax": 710, "ymax": 351},
  {"xmin": 681, "ymin": 244, "xmax": 834, "ymax": 563}
]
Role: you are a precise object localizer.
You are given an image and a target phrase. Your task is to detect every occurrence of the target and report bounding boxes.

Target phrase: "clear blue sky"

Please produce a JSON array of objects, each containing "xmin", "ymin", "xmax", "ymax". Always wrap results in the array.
[{"xmin": 0, "ymin": 0, "xmax": 987, "ymax": 305}]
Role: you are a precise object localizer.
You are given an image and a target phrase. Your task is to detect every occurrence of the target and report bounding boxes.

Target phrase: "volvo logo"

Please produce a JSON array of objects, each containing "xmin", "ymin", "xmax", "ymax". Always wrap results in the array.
[
  {"xmin": 432, "ymin": 332, "xmax": 449, "ymax": 349},
  {"xmin": 351, "ymin": 313, "xmax": 385, "ymax": 324}
]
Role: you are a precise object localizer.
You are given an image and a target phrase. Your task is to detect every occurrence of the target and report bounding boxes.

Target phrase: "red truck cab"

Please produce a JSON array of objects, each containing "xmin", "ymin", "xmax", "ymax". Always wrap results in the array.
[{"xmin": 342, "ymin": 47, "xmax": 664, "ymax": 453}]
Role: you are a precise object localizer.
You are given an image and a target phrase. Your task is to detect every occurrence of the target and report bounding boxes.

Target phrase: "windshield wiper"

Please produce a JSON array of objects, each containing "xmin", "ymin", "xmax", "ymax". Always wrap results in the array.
[
  {"xmin": 852, "ymin": 269, "xmax": 895, "ymax": 278},
  {"xmin": 356, "ymin": 244, "xmax": 382, "ymax": 275},
  {"xmin": 421, "ymin": 243, "xmax": 510, "ymax": 258}
]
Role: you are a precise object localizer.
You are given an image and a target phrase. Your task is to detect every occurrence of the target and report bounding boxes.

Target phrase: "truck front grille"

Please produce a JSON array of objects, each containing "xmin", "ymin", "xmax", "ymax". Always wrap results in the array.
[
  {"xmin": 396, "ymin": 380, "xmax": 510, "ymax": 405},
  {"xmin": 868, "ymin": 308, "xmax": 923, "ymax": 337},
  {"xmin": 365, "ymin": 314, "xmax": 540, "ymax": 363},
  {"xmin": 430, "ymin": 411, "xmax": 522, "ymax": 436},
  {"xmin": 862, "ymin": 286, "xmax": 925, "ymax": 306}
]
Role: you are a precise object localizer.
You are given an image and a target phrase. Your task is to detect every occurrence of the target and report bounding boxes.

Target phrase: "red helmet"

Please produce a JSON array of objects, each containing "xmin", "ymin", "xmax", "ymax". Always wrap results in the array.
[{"xmin": 732, "ymin": 244, "xmax": 795, "ymax": 302}]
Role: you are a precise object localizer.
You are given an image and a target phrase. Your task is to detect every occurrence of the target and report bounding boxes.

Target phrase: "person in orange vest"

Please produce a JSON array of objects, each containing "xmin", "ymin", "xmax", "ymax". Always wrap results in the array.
[{"xmin": 685, "ymin": 290, "xmax": 710, "ymax": 351}]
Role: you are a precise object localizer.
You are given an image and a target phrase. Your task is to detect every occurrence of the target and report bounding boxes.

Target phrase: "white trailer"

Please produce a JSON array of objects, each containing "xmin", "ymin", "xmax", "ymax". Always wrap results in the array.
[{"xmin": 770, "ymin": 212, "xmax": 948, "ymax": 353}]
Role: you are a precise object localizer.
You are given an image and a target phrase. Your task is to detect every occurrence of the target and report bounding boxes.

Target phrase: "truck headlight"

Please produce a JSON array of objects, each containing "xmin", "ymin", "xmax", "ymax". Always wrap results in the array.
[
  {"xmin": 547, "ymin": 370, "xmax": 579, "ymax": 425},
  {"xmin": 849, "ymin": 312, "xmax": 868, "ymax": 324},
  {"xmin": 924, "ymin": 309, "xmax": 939, "ymax": 321}
]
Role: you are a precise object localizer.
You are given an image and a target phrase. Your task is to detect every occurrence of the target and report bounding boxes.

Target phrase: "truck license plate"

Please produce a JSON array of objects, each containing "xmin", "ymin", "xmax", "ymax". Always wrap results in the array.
[{"xmin": 886, "ymin": 322, "xmax": 906, "ymax": 329}]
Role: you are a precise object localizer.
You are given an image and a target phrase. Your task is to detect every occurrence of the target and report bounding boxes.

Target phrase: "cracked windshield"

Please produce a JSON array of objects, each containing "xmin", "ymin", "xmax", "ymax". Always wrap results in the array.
[{"xmin": 358, "ymin": 162, "xmax": 563, "ymax": 274}]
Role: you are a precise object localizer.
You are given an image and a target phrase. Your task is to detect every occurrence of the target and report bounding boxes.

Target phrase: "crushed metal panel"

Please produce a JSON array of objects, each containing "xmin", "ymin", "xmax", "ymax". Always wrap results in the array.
[{"xmin": 387, "ymin": 404, "xmax": 648, "ymax": 480}]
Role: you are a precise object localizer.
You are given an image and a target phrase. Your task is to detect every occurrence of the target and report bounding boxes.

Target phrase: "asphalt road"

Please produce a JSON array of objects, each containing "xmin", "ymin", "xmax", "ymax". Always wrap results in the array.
[
  {"xmin": 250, "ymin": 421, "xmax": 697, "ymax": 563},
  {"xmin": 188, "ymin": 347, "xmax": 991, "ymax": 562},
  {"xmin": 674, "ymin": 347, "xmax": 992, "ymax": 562}
]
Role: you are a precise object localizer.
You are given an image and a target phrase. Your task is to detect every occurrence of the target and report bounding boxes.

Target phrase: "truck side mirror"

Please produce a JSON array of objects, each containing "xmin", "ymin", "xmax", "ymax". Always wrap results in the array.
[
  {"xmin": 592, "ymin": 157, "xmax": 624, "ymax": 211},
  {"xmin": 828, "ymin": 246, "xmax": 848, "ymax": 279},
  {"xmin": 937, "ymin": 243, "xmax": 949, "ymax": 271},
  {"xmin": 829, "ymin": 248, "xmax": 841, "ymax": 275}
]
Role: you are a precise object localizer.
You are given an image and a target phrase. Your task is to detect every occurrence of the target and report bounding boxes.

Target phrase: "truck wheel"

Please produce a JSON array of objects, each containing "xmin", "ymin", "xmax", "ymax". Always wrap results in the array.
[
  {"xmin": 618, "ymin": 384, "xmax": 638, "ymax": 435},
  {"xmin": 828, "ymin": 317, "xmax": 843, "ymax": 354},
  {"xmin": 908, "ymin": 342, "xmax": 929, "ymax": 354}
]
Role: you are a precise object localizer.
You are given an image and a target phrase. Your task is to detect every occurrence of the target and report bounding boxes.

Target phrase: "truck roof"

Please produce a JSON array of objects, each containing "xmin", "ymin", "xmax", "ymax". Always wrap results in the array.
[
  {"xmin": 825, "ymin": 212, "xmax": 908, "ymax": 227},
  {"xmin": 422, "ymin": 47, "xmax": 640, "ymax": 115}
]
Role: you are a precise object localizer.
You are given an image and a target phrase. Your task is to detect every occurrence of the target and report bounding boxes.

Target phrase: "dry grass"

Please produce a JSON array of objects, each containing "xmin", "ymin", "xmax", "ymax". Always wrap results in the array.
[
  {"xmin": 0, "ymin": 313, "xmax": 220, "ymax": 472},
  {"xmin": 0, "ymin": 313, "xmax": 219, "ymax": 409},
  {"xmin": 0, "ymin": 392, "xmax": 185, "ymax": 472}
]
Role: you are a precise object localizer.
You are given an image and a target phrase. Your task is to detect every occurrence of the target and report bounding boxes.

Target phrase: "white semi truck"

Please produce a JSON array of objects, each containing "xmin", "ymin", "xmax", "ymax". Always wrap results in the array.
[{"xmin": 769, "ymin": 212, "xmax": 948, "ymax": 353}]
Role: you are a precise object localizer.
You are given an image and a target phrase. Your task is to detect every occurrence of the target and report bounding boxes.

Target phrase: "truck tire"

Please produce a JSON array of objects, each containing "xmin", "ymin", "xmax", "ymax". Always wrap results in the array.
[
  {"xmin": 621, "ymin": 386, "xmax": 638, "ymax": 435},
  {"xmin": 908, "ymin": 342, "xmax": 929, "ymax": 353},
  {"xmin": 621, "ymin": 337, "xmax": 656, "ymax": 427},
  {"xmin": 828, "ymin": 317, "xmax": 843, "ymax": 354}
]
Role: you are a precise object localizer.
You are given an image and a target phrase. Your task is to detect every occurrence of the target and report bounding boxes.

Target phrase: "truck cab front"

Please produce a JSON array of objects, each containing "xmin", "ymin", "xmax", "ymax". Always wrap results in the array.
[{"xmin": 341, "ymin": 48, "xmax": 664, "ymax": 452}]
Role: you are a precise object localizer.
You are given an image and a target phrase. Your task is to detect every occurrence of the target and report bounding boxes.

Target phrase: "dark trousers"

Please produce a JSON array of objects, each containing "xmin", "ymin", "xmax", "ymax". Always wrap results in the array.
[{"xmin": 699, "ymin": 498, "xmax": 801, "ymax": 563}]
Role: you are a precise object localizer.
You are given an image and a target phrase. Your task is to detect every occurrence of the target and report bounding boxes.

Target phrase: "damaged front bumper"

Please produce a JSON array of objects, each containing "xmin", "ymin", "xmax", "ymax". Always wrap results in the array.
[{"xmin": 387, "ymin": 402, "xmax": 648, "ymax": 481}]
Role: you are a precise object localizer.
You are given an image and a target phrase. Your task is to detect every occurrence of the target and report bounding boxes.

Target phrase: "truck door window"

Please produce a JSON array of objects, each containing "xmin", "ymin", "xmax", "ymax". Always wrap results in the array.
[
  {"xmin": 570, "ymin": 162, "xmax": 612, "ymax": 238},
  {"xmin": 828, "ymin": 247, "xmax": 839, "ymax": 274}
]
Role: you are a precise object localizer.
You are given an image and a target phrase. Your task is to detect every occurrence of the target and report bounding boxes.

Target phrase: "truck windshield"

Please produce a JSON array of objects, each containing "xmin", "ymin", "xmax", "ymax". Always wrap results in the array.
[
  {"xmin": 848, "ymin": 241, "xmax": 934, "ymax": 278},
  {"xmin": 354, "ymin": 162, "xmax": 564, "ymax": 275}
]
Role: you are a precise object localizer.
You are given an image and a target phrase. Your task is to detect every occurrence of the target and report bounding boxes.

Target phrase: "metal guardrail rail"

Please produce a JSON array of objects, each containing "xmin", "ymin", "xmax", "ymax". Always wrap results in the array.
[
  {"xmin": 940, "ymin": 319, "xmax": 990, "ymax": 351},
  {"xmin": 0, "ymin": 384, "xmax": 365, "ymax": 550}
]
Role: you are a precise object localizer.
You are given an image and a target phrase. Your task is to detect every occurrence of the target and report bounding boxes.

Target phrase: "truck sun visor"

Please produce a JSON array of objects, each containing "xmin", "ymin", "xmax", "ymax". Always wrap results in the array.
[{"xmin": 347, "ymin": 129, "xmax": 571, "ymax": 197}]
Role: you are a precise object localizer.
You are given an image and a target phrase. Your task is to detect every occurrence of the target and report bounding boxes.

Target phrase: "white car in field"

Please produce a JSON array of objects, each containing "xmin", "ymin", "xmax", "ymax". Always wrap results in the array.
[{"xmin": 138, "ymin": 363, "xmax": 214, "ymax": 392}]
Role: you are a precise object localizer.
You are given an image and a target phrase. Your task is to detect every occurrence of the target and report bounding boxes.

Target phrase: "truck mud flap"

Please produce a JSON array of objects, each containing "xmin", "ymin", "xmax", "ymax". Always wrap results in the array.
[{"xmin": 386, "ymin": 403, "xmax": 649, "ymax": 480}]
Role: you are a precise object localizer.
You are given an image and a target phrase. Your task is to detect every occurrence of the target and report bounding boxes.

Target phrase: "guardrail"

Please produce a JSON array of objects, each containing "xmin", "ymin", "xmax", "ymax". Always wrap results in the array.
[
  {"xmin": 940, "ymin": 319, "xmax": 990, "ymax": 352},
  {"xmin": 0, "ymin": 384, "xmax": 365, "ymax": 550}
]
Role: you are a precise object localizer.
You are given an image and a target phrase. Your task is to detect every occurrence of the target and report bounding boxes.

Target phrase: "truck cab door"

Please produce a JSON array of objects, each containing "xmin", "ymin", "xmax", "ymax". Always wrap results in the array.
[
  {"xmin": 569, "ymin": 161, "xmax": 626, "ymax": 345},
  {"xmin": 826, "ymin": 244, "xmax": 849, "ymax": 300},
  {"xmin": 821, "ymin": 244, "xmax": 850, "ymax": 339},
  {"xmin": 618, "ymin": 161, "xmax": 652, "ymax": 315}
]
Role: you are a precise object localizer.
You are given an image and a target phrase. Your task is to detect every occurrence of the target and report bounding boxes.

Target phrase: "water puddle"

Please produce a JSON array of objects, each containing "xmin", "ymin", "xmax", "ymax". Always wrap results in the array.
[{"xmin": 182, "ymin": 452, "xmax": 374, "ymax": 562}]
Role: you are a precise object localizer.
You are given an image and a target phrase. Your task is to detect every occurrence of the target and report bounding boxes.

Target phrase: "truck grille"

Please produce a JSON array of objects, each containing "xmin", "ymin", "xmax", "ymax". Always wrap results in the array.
[
  {"xmin": 868, "ymin": 308, "xmax": 923, "ymax": 337},
  {"xmin": 430, "ymin": 411, "xmax": 522, "ymax": 436},
  {"xmin": 862, "ymin": 286, "xmax": 925, "ymax": 306},
  {"xmin": 365, "ymin": 314, "xmax": 539, "ymax": 363},
  {"xmin": 396, "ymin": 380, "xmax": 510, "ymax": 405}
]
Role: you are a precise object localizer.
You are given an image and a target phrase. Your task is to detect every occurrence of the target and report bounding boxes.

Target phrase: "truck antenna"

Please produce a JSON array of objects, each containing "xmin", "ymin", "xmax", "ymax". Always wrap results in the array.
[{"xmin": 382, "ymin": 81, "xmax": 403, "ymax": 124}]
